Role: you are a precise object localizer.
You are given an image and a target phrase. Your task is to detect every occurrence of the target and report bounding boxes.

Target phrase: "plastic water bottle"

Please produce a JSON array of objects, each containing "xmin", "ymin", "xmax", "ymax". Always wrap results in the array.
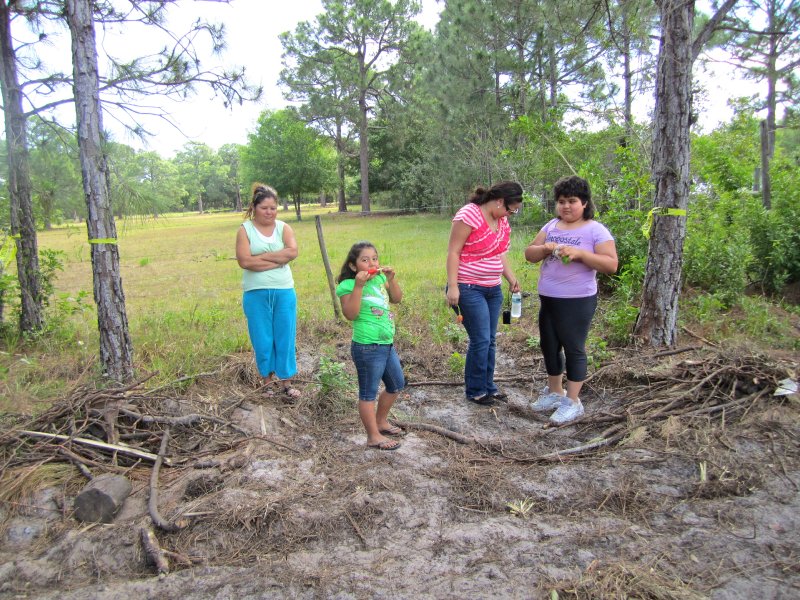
[{"xmin": 511, "ymin": 292, "xmax": 522, "ymax": 318}]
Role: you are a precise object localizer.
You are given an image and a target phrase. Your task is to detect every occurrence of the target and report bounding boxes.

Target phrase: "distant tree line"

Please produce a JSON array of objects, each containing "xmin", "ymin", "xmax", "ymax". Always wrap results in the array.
[{"xmin": 1, "ymin": 0, "xmax": 798, "ymax": 380}]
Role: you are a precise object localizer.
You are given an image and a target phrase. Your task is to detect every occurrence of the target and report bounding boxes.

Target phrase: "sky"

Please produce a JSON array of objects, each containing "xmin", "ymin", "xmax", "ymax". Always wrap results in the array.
[
  {"xmin": 108, "ymin": 0, "xmax": 444, "ymax": 156},
  {"xmin": 12, "ymin": 0, "xmax": 759, "ymax": 158}
]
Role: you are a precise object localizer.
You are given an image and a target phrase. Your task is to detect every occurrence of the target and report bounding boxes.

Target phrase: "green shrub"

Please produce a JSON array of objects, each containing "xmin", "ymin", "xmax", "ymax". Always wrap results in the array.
[
  {"xmin": 599, "ymin": 255, "xmax": 644, "ymax": 346},
  {"xmin": 751, "ymin": 153, "xmax": 800, "ymax": 293},
  {"xmin": 683, "ymin": 192, "xmax": 753, "ymax": 306}
]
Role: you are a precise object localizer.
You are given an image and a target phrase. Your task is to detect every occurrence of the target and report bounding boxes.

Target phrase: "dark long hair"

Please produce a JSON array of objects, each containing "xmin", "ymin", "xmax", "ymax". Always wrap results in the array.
[
  {"xmin": 245, "ymin": 182, "xmax": 278, "ymax": 219},
  {"xmin": 337, "ymin": 241, "xmax": 377, "ymax": 283},
  {"xmin": 468, "ymin": 180, "xmax": 523, "ymax": 210},
  {"xmin": 553, "ymin": 175, "xmax": 595, "ymax": 220}
]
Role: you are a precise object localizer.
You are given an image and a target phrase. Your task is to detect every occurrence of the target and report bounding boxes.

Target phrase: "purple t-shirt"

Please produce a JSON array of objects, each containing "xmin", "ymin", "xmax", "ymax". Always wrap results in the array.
[{"xmin": 537, "ymin": 218, "xmax": 614, "ymax": 298}]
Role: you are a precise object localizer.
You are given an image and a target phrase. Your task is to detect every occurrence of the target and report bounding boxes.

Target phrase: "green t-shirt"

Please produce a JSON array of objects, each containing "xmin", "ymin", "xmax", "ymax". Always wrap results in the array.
[{"xmin": 336, "ymin": 274, "xmax": 396, "ymax": 344}]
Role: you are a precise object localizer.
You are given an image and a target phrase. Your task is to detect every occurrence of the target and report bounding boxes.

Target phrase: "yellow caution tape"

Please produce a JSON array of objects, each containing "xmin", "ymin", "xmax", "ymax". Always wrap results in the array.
[{"xmin": 642, "ymin": 207, "xmax": 687, "ymax": 239}]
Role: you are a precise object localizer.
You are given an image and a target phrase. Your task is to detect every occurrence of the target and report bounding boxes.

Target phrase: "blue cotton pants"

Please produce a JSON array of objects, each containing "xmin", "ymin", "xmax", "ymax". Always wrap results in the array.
[{"xmin": 242, "ymin": 288, "xmax": 298, "ymax": 379}]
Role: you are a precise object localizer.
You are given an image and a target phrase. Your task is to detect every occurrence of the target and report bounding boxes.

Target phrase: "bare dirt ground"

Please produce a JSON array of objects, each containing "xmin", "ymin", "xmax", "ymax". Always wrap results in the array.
[{"xmin": 1, "ymin": 333, "xmax": 799, "ymax": 599}]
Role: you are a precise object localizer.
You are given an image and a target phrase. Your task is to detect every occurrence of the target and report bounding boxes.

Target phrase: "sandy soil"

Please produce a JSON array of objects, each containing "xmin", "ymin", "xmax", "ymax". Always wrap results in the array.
[{"xmin": 1, "ymin": 341, "xmax": 799, "ymax": 599}]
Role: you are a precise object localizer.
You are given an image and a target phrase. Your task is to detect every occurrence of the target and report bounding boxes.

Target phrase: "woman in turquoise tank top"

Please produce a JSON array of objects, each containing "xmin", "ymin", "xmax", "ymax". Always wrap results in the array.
[{"xmin": 236, "ymin": 183, "xmax": 300, "ymax": 397}]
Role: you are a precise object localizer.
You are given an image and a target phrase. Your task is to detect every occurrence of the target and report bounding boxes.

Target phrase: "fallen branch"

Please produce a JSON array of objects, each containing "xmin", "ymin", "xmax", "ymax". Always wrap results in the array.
[
  {"xmin": 394, "ymin": 421, "xmax": 476, "ymax": 444},
  {"xmin": 345, "ymin": 510, "xmax": 368, "ymax": 549},
  {"xmin": 119, "ymin": 409, "xmax": 203, "ymax": 427},
  {"xmin": 142, "ymin": 371, "xmax": 217, "ymax": 395},
  {"xmin": 17, "ymin": 430, "xmax": 168, "ymax": 465},
  {"xmin": 681, "ymin": 325, "xmax": 718, "ymax": 347},
  {"xmin": 148, "ymin": 429, "xmax": 189, "ymax": 533},
  {"xmin": 57, "ymin": 448, "xmax": 94, "ymax": 479},
  {"xmin": 533, "ymin": 432, "xmax": 627, "ymax": 461},
  {"xmin": 139, "ymin": 525, "xmax": 170, "ymax": 575},
  {"xmin": 584, "ymin": 346, "xmax": 702, "ymax": 385},
  {"xmin": 652, "ymin": 345, "xmax": 703, "ymax": 359}
]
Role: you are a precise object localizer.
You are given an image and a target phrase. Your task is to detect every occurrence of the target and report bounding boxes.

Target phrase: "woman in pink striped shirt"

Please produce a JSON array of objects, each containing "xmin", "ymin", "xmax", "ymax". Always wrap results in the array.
[{"xmin": 446, "ymin": 181, "xmax": 523, "ymax": 405}]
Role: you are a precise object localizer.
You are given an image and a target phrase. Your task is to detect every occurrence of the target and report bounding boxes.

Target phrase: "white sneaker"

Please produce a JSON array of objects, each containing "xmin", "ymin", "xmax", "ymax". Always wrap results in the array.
[
  {"xmin": 530, "ymin": 386, "xmax": 566, "ymax": 411},
  {"xmin": 549, "ymin": 397, "xmax": 584, "ymax": 424}
]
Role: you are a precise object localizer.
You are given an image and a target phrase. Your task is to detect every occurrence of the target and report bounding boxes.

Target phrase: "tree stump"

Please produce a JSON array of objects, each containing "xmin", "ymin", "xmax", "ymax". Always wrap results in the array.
[{"xmin": 73, "ymin": 474, "xmax": 132, "ymax": 523}]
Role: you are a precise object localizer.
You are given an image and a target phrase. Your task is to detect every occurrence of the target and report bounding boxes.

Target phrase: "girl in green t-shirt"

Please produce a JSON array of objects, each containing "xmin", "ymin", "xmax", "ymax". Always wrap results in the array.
[{"xmin": 336, "ymin": 242, "xmax": 405, "ymax": 451}]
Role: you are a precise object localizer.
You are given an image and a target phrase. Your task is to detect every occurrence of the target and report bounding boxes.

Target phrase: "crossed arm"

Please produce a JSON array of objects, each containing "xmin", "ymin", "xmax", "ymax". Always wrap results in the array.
[{"xmin": 235, "ymin": 224, "xmax": 299, "ymax": 272}]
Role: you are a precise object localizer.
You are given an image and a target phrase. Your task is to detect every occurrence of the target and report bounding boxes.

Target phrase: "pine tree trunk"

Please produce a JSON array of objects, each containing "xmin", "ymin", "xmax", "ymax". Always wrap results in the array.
[
  {"xmin": 66, "ymin": 0, "xmax": 133, "ymax": 382},
  {"xmin": 0, "ymin": 2, "xmax": 43, "ymax": 333},
  {"xmin": 760, "ymin": 120, "xmax": 771, "ymax": 209},
  {"xmin": 358, "ymin": 87, "xmax": 370, "ymax": 213},
  {"xmin": 761, "ymin": 3, "xmax": 778, "ymax": 209},
  {"xmin": 336, "ymin": 122, "xmax": 347, "ymax": 213},
  {"xmin": 633, "ymin": 0, "xmax": 693, "ymax": 347}
]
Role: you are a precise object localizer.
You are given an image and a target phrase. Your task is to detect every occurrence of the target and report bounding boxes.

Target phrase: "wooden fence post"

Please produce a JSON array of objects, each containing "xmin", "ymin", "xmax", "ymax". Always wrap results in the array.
[{"xmin": 315, "ymin": 215, "xmax": 342, "ymax": 320}]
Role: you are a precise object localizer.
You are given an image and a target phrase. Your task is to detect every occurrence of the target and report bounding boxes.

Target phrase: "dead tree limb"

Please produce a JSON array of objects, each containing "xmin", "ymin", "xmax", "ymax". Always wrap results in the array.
[
  {"xmin": 681, "ymin": 325, "xmax": 718, "ymax": 347},
  {"xmin": 533, "ymin": 432, "xmax": 627, "ymax": 461},
  {"xmin": 17, "ymin": 430, "xmax": 167, "ymax": 464},
  {"xmin": 148, "ymin": 428, "xmax": 189, "ymax": 533},
  {"xmin": 652, "ymin": 345, "xmax": 703, "ymax": 358},
  {"xmin": 142, "ymin": 370, "xmax": 218, "ymax": 395},
  {"xmin": 57, "ymin": 448, "xmax": 94, "ymax": 479},
  {"xmin": 394, "ymin": 421, "xmax": 476, "ymax": 444},
  {"xmin": 345, "ymin": 510, "xmax": 368, "ymax": 549},
  {"xmin": 139, "ymin": 525, "xmax": 170, "ymax": 575}
]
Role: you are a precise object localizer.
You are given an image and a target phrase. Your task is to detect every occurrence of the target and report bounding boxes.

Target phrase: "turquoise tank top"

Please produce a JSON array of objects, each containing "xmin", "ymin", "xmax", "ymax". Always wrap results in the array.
[{"xmin": 241, "ymin": 220, "xmax": 295, "ymax": 291}]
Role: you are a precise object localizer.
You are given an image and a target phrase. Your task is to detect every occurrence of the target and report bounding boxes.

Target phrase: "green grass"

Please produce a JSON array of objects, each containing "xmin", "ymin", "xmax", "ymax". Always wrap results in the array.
[
  {"xmin": 3, "ymin": 204, "xmax": 797, "ymax": 411},
  {"xmin": 0, "ymin": 205, "xmax": 537, "ymax": 409}
]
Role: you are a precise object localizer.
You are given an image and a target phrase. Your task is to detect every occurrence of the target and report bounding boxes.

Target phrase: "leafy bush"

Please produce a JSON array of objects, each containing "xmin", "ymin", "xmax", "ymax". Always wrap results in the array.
[
  {"xmin": 749, "ymin": 151, "xmax": 800, "ymax": 294},
  {"xmin": 598, "ymin": 255, "xmax": 645, "ymax": 346},
  {"xmin": 683, "ymin": 192, "xmax": 753, "ymax": 306}
]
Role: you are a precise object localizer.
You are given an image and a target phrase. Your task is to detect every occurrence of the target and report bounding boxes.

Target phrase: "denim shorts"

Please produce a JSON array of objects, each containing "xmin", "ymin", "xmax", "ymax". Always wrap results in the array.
[{"xmin": 351, "ymin": 342, "xmax": 405, "ymax": 401}]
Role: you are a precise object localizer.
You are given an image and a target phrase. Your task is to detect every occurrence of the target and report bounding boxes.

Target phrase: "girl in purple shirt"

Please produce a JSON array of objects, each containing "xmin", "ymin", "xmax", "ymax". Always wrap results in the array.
[{"xmin": 524, "ymin": 176, "xmax": 618, "ymax": 425}]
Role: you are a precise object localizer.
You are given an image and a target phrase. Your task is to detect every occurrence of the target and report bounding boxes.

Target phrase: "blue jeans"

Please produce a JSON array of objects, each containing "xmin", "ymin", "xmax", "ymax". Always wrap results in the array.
[
  {"xmin": 242, "ymin": 288, "xmax": 297, "ymax": 379},
  {"xmin": 458, "ymin": 283, "xmax": 503, "ymax": 399},
  {"xmin": 351, "ymin": 342, "xmax": 405, "ymax": 401}
]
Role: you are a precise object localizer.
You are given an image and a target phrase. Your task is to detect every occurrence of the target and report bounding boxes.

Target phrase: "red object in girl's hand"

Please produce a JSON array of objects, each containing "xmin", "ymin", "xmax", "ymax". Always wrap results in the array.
[
  {"xmin": 457, "ymin": 314, "xmax": 463, "ymax": 323},
  {"xmin": 368, "ymin": 268, "xmax": 378, "ymax": 274}
]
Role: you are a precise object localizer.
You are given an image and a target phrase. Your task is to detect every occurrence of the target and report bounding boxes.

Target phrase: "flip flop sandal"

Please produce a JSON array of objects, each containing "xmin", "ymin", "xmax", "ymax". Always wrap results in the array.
[
  {"xmin": 379, "ymin": 426, "xmax": 406, "ymax": 437},
  {"xmin": 367, "ymin": 439, "xmax": 400, "ymax": 451}
]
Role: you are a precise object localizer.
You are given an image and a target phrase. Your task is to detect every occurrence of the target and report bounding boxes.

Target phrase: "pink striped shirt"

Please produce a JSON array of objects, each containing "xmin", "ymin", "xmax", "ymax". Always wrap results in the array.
[{"xmin": 453, "ymin": 203, "xmax": 510, "ymax": 286}]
